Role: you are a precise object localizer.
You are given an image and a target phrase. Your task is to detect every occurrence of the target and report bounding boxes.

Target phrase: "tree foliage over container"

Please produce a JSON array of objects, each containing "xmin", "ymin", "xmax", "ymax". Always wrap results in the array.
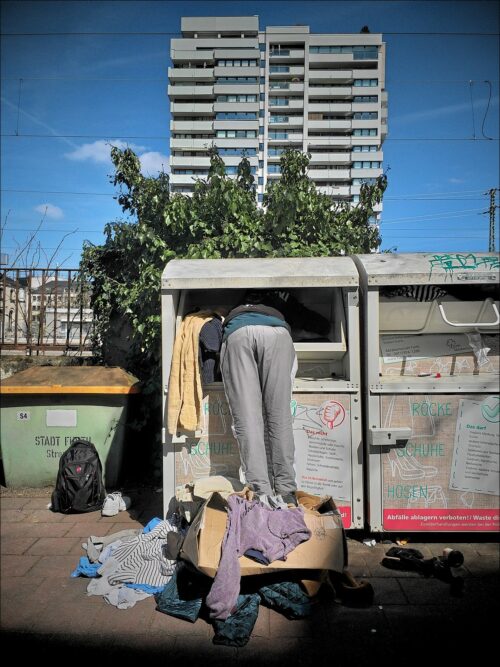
[{"xmin": 81, "ymin": 146, "xmax": 386, "ymax": 476}]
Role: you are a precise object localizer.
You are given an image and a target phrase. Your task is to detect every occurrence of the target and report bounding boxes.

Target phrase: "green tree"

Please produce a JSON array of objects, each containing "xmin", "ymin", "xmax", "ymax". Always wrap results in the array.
[{"xmin": 263, "ymin": 148, "xmax": 386, "ymax": 256}]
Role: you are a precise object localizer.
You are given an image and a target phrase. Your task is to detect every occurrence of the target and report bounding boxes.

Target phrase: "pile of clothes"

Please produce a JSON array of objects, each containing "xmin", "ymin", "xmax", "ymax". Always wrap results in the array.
[{"xmin": 71, "ymin": 477, "xmax": 373, "ymax": 647}]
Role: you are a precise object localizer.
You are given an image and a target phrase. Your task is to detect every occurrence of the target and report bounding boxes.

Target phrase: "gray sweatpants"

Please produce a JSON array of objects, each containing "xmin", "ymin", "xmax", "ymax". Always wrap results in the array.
[{"xmin": 220, "ymin": 325, "xmax": 297, "ymax": 496}]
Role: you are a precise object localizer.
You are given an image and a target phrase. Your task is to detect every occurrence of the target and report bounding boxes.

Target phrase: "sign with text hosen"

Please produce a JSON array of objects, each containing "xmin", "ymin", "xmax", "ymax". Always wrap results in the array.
[{"xmin": 380, "ymin": 394, "xmax": 499, "ymax": 531}]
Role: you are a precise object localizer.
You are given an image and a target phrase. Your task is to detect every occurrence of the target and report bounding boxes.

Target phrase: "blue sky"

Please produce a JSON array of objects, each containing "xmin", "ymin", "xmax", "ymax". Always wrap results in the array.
[{"xmin": 1, "ymin": 0, "xmax": 499, "ymax": 267}]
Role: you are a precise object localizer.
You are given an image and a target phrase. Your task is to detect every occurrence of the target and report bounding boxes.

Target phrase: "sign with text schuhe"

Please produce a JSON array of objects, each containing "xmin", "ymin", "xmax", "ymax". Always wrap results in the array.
[{"xmin": 380, "ymin": 394, "xmax": 499, "ymax": 531}]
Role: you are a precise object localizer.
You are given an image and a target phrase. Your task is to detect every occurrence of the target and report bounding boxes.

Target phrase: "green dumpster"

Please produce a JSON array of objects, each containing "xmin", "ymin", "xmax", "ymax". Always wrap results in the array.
[{"xmin": 0, "ymin": 366, "xmax": 140, "ymax": 488}]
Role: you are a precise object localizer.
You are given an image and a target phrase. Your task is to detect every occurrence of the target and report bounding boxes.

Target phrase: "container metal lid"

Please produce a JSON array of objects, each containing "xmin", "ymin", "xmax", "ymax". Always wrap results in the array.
[{"xmin": 0, "ymin": 366, "xmax": 140, "ymax": 394}]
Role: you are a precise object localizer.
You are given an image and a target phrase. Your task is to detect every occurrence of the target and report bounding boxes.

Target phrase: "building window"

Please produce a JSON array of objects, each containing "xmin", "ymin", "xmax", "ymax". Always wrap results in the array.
[
  {"xmin": 353, "ymin": 161, "xmax": 381, "ymax": 169},
  {"xmin": 216, "ymin": 59, "xmax": 258, "ymax": 67},
  {"xmin": 270, "ymin": 66, "xmax": 290, "ymax": 73},
  {"xmin": 352, "ymin": 177, "xmax": 377, "ymax": 185},
  {"xmin": 353, "ymin": 128, "xmax": 377, "ymax": 136},
  {"xmin": 216, "ymin": 112, "xmax": 258, "ymax": 120},
  {"xmin": 218, "ymin": 148, "xmax": 257, "ymax": 156},
  {"xmin": 353, "ymin": 79, "xmax": 378, "ymax": 87},
  {"xmin": 268, "ymin": 164, "xmax": 281, "ymax": 173},
  {"xmin": 217, "ymin": 77, "xmax": 258, "ymax": 84},
  {"xmin": 216, "ymin": 94, "xmax": 257, "ymax": 102},
  {"xmin": 352, "ymin": 145, "xmax": 378, "ymax": 152},
  {"xmin": 353, "ymin": 95, "xmax": 378, "ymax": 103},
  {"xmin": 269, "ymin": 97, "xmax": 289, "ymax": 107},
  {"xmin": 215, "ymin": 129, "xmax": 258, "ymax": 138},
  {"xmin": 353, "ymin": 112, "xmax": 378, "ymax": 120}
]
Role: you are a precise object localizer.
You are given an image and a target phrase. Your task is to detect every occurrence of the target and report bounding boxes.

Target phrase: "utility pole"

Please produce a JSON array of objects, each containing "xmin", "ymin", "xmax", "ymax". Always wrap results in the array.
[{"xmin": 485, "ymin": 188, "xmax": 498, "ymax": 252}]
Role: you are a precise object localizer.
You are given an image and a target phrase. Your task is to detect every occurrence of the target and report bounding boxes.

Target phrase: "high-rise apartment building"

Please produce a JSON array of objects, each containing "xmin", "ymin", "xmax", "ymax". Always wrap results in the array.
[{"xmin": 169, "ymin": 16, "xmax": 387, "ymax": 218}]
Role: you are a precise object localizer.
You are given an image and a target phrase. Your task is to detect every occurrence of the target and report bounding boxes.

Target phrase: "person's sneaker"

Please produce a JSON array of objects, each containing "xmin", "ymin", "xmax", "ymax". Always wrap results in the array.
[
  {"xmin": 281, "ymin": 492, "xmax": 298, "ymax": 507},
  {"xmin": 102, "ymin": 492, "xmax": 131, "ymax": 516}
]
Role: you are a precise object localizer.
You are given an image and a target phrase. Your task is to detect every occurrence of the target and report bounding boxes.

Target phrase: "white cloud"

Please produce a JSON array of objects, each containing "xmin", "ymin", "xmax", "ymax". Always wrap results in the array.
[
  {"xmin": 448, "ymin": 177, "xmax": 465, "ymax": 184},
  {"xmin": 64, "ymin": 140, "xmax": 145, "ymax": 164},
  {"xmin": 34, "ymin": 203, "xmax": 64, "ymax": 219},
  {"xmin": 139, "ymin": 151, "xmax": 170, "ymax": 175}
]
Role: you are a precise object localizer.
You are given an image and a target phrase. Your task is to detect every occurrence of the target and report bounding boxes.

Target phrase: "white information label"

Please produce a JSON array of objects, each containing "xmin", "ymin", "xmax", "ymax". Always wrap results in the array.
[
  {"xmin": 450, "ymin": 396, "xmax": 500, "ymax": 495},
  {"xmin": 16, "ymin": 411, "xmax": 31, "ymax": 421},
  {"xmin": 293, "ymin": 398, "xmax": 351, "ymax": 501},
  {"xmin": 381, "ymin": 334, "xmax": 471, "ymax": 364},
  {"xmin": 46, "ymin": 409, "xmax": 77, "ymax": 427}
]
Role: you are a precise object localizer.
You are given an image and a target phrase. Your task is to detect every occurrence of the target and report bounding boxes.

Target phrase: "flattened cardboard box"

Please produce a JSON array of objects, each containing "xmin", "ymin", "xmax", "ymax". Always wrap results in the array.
[{"xmin": 181, "ymin": 492, "xmax": 345, "ymax": 577}]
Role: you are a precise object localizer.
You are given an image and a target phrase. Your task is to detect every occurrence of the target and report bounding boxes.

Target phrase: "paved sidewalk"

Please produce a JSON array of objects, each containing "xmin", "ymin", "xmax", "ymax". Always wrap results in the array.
[{"xmin": 1, "ymin": 487, "xmax": 499, "ymax": 664}]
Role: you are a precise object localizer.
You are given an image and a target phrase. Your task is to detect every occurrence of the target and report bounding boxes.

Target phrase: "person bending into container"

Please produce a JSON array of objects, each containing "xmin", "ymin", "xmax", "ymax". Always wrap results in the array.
[{"xmin": 220, "ymin": 289, "xmax": 330, "ymax": 508}]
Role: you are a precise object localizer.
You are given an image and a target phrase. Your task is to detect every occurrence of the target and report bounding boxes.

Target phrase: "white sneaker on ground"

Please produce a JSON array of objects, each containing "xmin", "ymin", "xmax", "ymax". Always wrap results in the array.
[{"xmin": 102, "ymin": 492, "xmax": 131, "ymax": 516}]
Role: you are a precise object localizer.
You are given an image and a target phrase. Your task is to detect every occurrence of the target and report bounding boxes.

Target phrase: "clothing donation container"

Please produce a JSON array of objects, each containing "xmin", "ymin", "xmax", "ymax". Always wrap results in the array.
[
  {"xmin": 161, "ymin": 257, "xmax": 364, "ymax": 528},
  {"xmin": 354, "ymin": 252, "xmax": 499, "ymax": 532}
]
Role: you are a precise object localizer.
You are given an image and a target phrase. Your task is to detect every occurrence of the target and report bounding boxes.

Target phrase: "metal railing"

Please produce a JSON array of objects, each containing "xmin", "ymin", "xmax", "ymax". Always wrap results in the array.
[{"xmin": 0, "ymin": 268, "xmax": 94, "ymax": 355}]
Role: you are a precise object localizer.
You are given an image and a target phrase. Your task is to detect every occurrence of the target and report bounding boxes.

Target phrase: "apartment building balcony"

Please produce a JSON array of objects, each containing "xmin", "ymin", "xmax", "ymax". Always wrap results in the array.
[
  {"xmin": 309, "ymin": 70, "xmax": 353, "ymax": 84},
  {"xmin": 351, "ymin": 150, "xmax": 383, "ymax": 162},
  {"xmin": 316, "ymin": 185, "xmax": 351, "ymax": 197},
  {"xmin": 268, "ymin": 98, "xmax": 304, "ymax": 109},
  {"xmin": 170, "ymin": 102, "xmax": 215, "ymax": 115},
  {"xmin": 168, "ymin": 68, "xmax": 215, "ymax": 82},
  {"xmin": 214, "ymin": 66, "xmax": 259, "ymax": 78},
  {"xmin": 170, "ymin": 173, "xmax": 206, "ymax": 186},
  {"xmin": 213, "ymin": 120, "xmax": 259, "ymax": 131},
  {"xmin": 308, "ymin": 168, "xmax": 351, "ymax": 180},
  {"xmin": 171, "ymin": 138, "xmax": 215, "ymax": 150},
  {"xmin": 307, "ymin": 86, "xmax": 352, "ymax": 99},
  {"xmin": 351, "ymin": 119, "xmax": 379, "ymax": 130},
  {"xmin": 309, "ymin": 53, "xmax": 351, "ymax": 67},
  {"xmin": 352, "ymin": 102, "xmax": 379, "ymax": 113},
  {"xmin": 170, "ymin": 120, "xmax": 214, "ymax": 132},
  {"xmin": 352, "ymin": 69, "xmax": 381, "ymax": 81},
  {"xmin": 267, "ymin": 132, "xmax": 303, "ymax": 144},
  {"xmin": 352, "ymin": 167, "xmax": 383, "ymax": 179},
  {"xmin": 307, "ymin": 137, "xmax": 353, "ymax": 149},
  {"xmin": 173, "ymin": 37, "xmax": 259, "ymax": 50},
  {"xmin": 171, "ymin": 155, "xmax": 211, "ymax": 168},
  {"xmin": 309, "ymin": 151, "xmax": 352, "ymax": 165},
  {"xmin": 381, "ymin": 90, "xmax": 388, "ymax": 108},
  {"xmin": 308, "ymin": 102, "xmax": 351, "ymax": 114},
  {"xmin": 213, "ymin": 102, "xmax": 259, "ymax": 113},
  {"xmin": 171, "ymin": 155, "xmax": 258, "ymax": 169},
  {"xmin": 213, "ymin": 137, "xmax": 258, "ymax": 149},
  {"xmin": 269, "ymin": 48, "xmax": 305, "ymax": 62},
  {"xmin": 307, "ymin": 119, "xmax": 351, "ymax": 131},
  {"xmin": 168, "ymin": 85, "xmax": 214, "ymax": 99},
  {"xmin": 214, "ymin": 48, "xmax": 260, "ymax": 59},
  {"xmin": 171, "ymin": 49, "xmax": 215, "ymax": 64},
  {"xmin": 213, "ymin": 83, "xmax": 259, "ymax": 95},
  {"xmin": 269, "ymin": 65, "xmax": 304, "ymax": 78},
  {"xmin": 268, "ymin": 82, "xmax": 304, "ymax": 95},
  {"xmin": 268, "ymin": 115, "xmax": 304, "ymax": 128}
]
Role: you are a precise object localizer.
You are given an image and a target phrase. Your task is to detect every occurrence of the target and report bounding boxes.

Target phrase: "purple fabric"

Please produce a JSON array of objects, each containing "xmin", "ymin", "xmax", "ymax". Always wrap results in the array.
[{"xmin": 206, "ymin": 495, "xmax": 311, "ymax": 620}]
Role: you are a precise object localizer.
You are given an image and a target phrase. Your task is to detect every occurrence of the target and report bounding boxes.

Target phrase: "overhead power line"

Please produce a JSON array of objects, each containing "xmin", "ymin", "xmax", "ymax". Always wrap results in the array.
[
  {"xmin": 1, "ymin": 30, "xmax": 498, "ymax": 36},
  {"xmin": 1, "ymin": 133, "xmax": 498, "ymax": 142}
]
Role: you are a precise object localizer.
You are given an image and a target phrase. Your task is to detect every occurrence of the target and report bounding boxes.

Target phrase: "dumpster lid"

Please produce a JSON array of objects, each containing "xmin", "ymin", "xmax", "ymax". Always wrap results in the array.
[
  {"xmin": 0, "ymin": 367, "xmax": 140, "ymax": 394},
  {"xmin": 162, "ymin": 257, "xmax": 358, "ymax": 289},
  {"xmin": 354, "ymin": 252, "xmax": 500, "ymax": 286}
]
